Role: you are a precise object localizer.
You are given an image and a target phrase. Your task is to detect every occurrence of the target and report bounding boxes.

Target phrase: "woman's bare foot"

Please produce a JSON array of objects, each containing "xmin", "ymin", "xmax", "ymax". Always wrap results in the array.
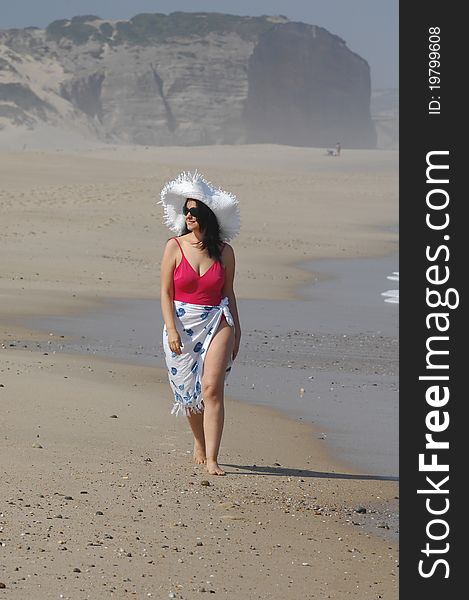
[
  {"xmin": 206, "ymin": 460, "xmax": 225, "ymax": 476},
  {"xmin": 193, "ymin": 442, "xmax": 206, "ymax": 465}
]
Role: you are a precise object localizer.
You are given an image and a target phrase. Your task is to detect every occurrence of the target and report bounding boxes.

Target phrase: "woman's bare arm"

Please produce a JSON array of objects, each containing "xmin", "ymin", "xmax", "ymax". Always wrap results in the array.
[
  {"xmin": 160, "ymin": 239, "xmax": 182, "ymax": 354},
  {"xmin": 221, "ymin": 244, "xmax": 241, "ymax": 359}
]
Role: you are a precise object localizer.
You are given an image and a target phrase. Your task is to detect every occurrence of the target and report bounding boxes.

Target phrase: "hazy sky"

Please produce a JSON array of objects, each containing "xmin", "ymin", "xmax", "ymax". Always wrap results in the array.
[{"xmin": 0, "ymin": 1, "xmax": 398, "ymax": 89}]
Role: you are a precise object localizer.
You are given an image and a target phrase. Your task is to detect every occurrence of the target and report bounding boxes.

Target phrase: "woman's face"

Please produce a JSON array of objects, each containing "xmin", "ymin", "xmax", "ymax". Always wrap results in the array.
[{"xmin": 185, "ymin": 199, "xmax": 199, "ymax": 232}]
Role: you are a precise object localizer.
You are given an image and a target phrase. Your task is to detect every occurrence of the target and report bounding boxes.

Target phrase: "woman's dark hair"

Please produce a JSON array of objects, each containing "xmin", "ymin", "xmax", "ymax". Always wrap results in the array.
[{"xmin": 183, "ymin": 199, "xmax": 223, "ymax": 261}]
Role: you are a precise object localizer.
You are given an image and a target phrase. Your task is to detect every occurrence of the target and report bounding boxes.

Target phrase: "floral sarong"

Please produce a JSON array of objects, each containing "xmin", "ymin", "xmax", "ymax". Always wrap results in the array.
[{"xmin": 163, "ymin": 297, "xmax": 234, "ymax": 416}]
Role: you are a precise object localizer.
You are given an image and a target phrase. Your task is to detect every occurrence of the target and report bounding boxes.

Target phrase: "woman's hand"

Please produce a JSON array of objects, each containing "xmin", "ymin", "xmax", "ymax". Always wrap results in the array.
[
  {"xmin": 232, "ymin": 332, "xmax": 241, "ymax": 361},
  {"xmin": 167, "ymin": 328, "xmax": 182, "ymax": 355}
]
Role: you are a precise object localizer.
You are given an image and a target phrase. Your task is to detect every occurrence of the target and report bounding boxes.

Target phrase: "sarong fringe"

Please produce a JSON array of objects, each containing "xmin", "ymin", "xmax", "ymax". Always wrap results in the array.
[{"xmin": 171, "ymin": 400, "xmax": 205, "ymax": 417}]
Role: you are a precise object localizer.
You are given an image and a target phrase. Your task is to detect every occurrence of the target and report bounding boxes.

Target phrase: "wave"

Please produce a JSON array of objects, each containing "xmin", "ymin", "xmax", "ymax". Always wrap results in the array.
[{"xmin": 382, "ymin": 271, "xmax": 399, "ymax": 304}]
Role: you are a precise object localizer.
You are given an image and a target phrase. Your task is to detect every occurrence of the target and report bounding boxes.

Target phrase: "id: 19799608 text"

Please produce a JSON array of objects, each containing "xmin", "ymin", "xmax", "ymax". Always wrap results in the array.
[{"xmin": 428, "ymin": 27, "xmax": 441, "ymax": 115}]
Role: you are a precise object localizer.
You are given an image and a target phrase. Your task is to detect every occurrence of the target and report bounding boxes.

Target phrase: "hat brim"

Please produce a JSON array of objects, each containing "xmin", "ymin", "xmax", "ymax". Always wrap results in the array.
[{"xmin": 159, "ymin": 172, "xmax": 240, "ymax": 242}]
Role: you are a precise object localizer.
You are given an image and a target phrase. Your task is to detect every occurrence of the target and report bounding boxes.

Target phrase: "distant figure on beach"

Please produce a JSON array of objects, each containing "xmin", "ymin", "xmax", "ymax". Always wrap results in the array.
[
  {"xmin": 326, "ymin": 142, "xmax": 341, "ymax": 157},
  {"xmin": 158, "ymin": 171, "xmax": 241, "ymax": 476}
]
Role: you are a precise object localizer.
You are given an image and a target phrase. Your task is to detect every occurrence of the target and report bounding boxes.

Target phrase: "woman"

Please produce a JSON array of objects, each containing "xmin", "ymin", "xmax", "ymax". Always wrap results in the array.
[{"xmin": 158, "ymin": 171, "xmax": 241, "ymax": 476}]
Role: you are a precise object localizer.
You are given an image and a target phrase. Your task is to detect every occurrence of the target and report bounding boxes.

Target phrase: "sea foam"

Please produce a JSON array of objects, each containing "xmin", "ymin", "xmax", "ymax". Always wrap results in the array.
[{"xmin": 382, "ymin": 271, "xmax": 399, "ymax": 304}]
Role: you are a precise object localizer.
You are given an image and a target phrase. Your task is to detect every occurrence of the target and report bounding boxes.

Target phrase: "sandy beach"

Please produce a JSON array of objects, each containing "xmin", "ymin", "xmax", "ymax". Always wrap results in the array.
[{"xmin": 1, "ymin": 143, "xmax": 398, "ymax": 598}]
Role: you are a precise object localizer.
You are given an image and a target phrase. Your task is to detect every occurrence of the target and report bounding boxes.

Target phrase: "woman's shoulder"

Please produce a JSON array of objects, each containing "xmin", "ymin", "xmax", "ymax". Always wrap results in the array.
[
  {"xmin": 221, "ymin": 242, "xmax": 234, "ymax": 254},
  {"xmin": 166, "ymin": 234, "xmax": 190, "ymax": 245},
  {"xmin": 220, "ymin": 242, "xmax": 235, "ymax": 266},
  {"xmin": 164, "ymin": 237, "xmax": 182, "ymax": 256},
  {"xmin": 174, "ymin": 233, "xmax": 193, "ymax": 246}
]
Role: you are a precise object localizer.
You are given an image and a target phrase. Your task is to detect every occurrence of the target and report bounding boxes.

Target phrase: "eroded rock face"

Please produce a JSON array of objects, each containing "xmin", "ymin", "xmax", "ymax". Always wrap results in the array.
[
  {"xmin": 244, "ymin": 22, "xmax": 376, "ymax": 148},
  {"xmin": 0, "ymin": 13, "xmax": 376, "ymax": 148}
]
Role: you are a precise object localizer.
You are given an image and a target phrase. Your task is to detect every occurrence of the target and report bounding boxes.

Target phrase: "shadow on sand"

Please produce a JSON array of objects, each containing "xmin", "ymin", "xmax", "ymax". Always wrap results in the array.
[{"xmin": 222, "ymin": 463, "xmax": 399, "ymax": 482}]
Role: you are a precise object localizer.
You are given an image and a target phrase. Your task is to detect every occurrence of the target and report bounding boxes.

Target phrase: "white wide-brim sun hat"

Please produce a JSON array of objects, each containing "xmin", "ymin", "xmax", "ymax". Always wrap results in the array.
[{"xmin": 159, "ymin": 171, "xmax": 240, "ymax": 242}]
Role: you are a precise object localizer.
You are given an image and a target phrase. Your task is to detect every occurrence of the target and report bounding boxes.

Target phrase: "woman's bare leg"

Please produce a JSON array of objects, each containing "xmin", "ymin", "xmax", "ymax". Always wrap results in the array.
[
  {"xmin": 186, "ymin": 411, "xmax": 206, "ymax": 464},
  {"xmin": 201, "ymin": 320, "xmax": 234, "ymax": 475}
]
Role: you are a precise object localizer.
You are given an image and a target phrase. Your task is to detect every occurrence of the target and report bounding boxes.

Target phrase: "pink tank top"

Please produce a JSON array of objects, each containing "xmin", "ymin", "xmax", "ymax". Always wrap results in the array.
[{"xmin": 172, "ymin": 237, "xmax": 225, "ymax": 306}]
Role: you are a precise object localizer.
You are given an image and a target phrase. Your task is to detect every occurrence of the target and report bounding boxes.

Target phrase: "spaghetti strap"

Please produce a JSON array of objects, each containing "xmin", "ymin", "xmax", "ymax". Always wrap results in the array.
[{"xmin": 172, "ymin": 236, "xmax": 184, "ymax": 257}]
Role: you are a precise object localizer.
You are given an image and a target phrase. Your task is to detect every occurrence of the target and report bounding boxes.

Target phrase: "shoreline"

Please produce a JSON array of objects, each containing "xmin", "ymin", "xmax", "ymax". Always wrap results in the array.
[{"xmin": 0, "ymin": 249, "xmax": 398, "ymax": 476}]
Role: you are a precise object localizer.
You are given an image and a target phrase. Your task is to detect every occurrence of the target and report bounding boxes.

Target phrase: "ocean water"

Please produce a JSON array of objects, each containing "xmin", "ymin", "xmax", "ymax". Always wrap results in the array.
[{"xmin": 299, "ymin": 253, "xmax": 399, "ymax": 335}]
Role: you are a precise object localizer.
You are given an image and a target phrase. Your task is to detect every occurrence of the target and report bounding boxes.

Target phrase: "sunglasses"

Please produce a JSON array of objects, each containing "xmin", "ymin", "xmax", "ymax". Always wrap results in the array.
[{"xmin": 183, "ymin": 206, "xmax": 200, "ymax": 218}]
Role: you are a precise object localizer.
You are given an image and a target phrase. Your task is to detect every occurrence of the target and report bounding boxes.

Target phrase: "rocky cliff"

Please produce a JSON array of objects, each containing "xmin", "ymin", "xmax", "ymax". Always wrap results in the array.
[
  {"xmin": 0, "ymin": 12, "xmax": 376, "ymax": 148},
  {"xmin": 244, "ymin": 22, "xmax": 376, "ymax": 148}
]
